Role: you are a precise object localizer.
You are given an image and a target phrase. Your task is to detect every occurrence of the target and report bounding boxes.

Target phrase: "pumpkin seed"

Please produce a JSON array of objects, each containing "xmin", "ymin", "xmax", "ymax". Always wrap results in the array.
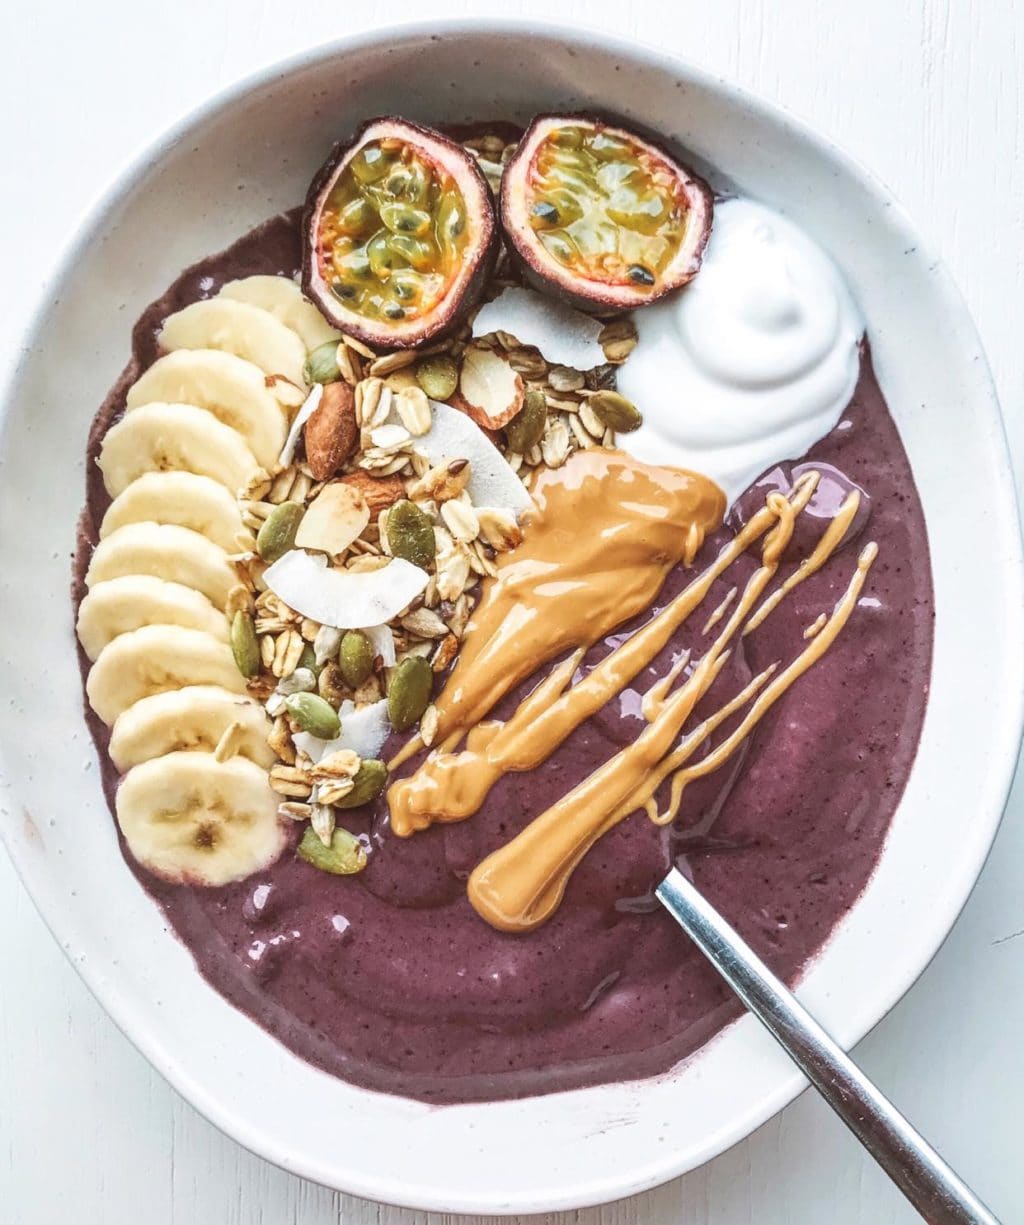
[
  {"xmin": 386, "ymin": 499, "xmax": 436, "ymax": 567},
  {"xmin": 256, "ymin": 501, "xmax": 304, "ymax": 563},
  {"xmin": 504, "ymin": 388, "xmax": 547, "ymax": 453},
  {"xmin": 387, "ymin": 655, "xmax": 433, "ymax": 731},
  {"xmin": 334, "ymin": 759, "xmax": 388, "ymax": 809},
  {"xmin": 415, "ymin": 354, "xmax": 459, "ymax": 401},
  {"xmin": 298, "ymin": 643, "xmax": 320, "ymax": 676},
  {"xmin": 304, "ymin": 341, "xmax": 341, "ymax": 385},
  {"xmin": 297, "ymin": 825, "xmax": 367, "ymax": 875},
  {"xmin": 338, "ymin": 629, "xmax": 374, "ymax": 688},
  {"xmin": 588, "ymin": 390, "xmax": 642, "ymax": 433},
  {"xmin": 284, "ymin": 692, "xmax": 341, "ymax": 739},
  {"xmin": 230, "ymin": 611, "xmax": 260, "ymax": 678}
]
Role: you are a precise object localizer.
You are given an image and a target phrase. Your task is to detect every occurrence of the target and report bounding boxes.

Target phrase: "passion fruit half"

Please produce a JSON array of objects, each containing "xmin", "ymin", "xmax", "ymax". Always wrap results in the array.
[
  {"xmin": 302, "ymin": 117, "xmax": 498, "ymax": 349},
  {"xmin": 501, "ymin": 114, "xmax": 713, "ymax": 313}
]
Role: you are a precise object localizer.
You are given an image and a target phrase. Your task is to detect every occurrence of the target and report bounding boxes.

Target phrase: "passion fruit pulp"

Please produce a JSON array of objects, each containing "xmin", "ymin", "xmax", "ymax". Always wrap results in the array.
[
  {"xmin": 500, "ymin": 115, "xmax": 713, "ymax": 313},
  {"xmin": 302, "ymin": 117, "xmax": 498, "ymax": 348}
]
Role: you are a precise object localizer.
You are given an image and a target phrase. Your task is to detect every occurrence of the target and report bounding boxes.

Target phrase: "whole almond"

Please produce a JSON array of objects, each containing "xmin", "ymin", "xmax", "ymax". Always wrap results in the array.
[
  {"xmin": 338, "ymin": 470, "xmax": 405, "ymax": 520},
  {"xmin": 303, "ymin": 381, "xmax": 357, "ymax": 480}
]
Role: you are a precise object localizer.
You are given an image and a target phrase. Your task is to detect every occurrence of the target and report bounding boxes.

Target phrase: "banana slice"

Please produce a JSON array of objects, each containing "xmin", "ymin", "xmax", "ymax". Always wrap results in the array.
[
  {"xmin": 109, "ymin": 685, "xmax": 274, "ymax": 771},
  {"xmin": 219, "ymin": 276, "xmax": 341, "ymax": 350},
  {"xmin": 124, "ymin": 350, "xmax": 287, "ymax": 470},
  {"xmin": 86, "ymin": 522, "xmax": 237, "ymax": 611},
  {"xmin": 87, "ymin": 624, "xmax": 244, "ymax": 725},
  {"xmin": 77, "ymin": 575, "xmax": 228, "ymax": 661},
  {"xmin": 100, "ymin": 471, "xmax": 253, "ymax": 551},
  {"xmin": 159, "ymin": 299, "xmax": 308, "ymax": 388},
  {"xmin": 98, "ymin": 402, "xmax": 263, "ymax": 496},
  {"xmin": 116, "ymin": 751, "xmax": 285, "ymax": 885}
]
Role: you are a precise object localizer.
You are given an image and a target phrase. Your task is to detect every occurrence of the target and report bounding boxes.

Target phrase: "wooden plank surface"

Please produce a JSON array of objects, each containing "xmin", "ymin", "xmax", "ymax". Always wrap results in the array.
[{"xmin": 1, "ymin": 2, "xmax": 1022, "ymax": 1221}]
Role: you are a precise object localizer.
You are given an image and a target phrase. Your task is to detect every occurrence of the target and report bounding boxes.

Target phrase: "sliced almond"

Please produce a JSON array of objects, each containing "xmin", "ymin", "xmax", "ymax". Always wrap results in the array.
[
  {"xmin": 294, "ymin": 483, "xmax": 370, "ymax": 556},
  {"xmin": 458, "ymin": 347, "xmax": 525, "ymax": 430},
  {"xmin": 338, "ymin": 471, "xmax": 405, "ymax": 520}
]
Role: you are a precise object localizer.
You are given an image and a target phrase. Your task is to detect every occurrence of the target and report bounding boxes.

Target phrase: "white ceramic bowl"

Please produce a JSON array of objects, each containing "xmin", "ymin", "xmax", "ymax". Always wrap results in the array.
[{"xmin": 1, "ymin": 20, "xmax": 1021, "ymax": 1215}]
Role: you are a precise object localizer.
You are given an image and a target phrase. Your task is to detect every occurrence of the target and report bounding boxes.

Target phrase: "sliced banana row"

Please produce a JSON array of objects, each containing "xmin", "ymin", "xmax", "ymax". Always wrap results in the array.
[
  {"xmin": 100, "ymin": 471, "xmax": 253, "ymax": 552},
  {"xmin": 109, "ymin": 686, "xmax": 276, "ymax": 772},
  {"xmin": 80, "ymin": 275, "xmax": 334, "ymax": 886},
  {"xmin": 116, "ymin": 752, "xmax": 287, "ymax": 887},
  {"xmin": 218, "ymin": 275, "xmax": 341, "ymax": 351}
]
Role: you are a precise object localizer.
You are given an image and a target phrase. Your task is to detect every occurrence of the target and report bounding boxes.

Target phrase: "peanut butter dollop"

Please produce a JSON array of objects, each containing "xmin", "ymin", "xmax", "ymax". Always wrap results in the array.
[{"xmin": 388, "ymin": 448, "xmax": 725, "ymax": 833}]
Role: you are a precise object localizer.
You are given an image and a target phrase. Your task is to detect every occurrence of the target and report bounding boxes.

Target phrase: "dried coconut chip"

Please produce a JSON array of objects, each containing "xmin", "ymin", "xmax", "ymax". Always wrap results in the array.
[
  {"xmin": 313, "ymin": 624, "xmax": 343, "ymax": 666},
  {"xmin": 472, "ymin": 287, "xmax": 606, "ymax": 372},
  {"xmin": 364, "ymin": 623, "xmax": 397, "ymax": 667},
  {"xmin": 421, "ymin": 402, "xmax": 533, "ymax": 515},
  {"xmin": 293, "ymin": 699, "xmax": 391, "ymax": 763},
  {"xmin": 264, "ymin": 550, "xmax": 428, "ymax": 628},
  {"xmin": 277, "ymin": 383, "xmax": 323, "ymax": 468}
]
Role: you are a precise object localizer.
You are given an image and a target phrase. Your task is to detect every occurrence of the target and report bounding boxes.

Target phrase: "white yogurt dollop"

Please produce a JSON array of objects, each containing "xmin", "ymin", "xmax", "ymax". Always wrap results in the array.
[{"xmin": 616, "ymin": 198, "xmax": 863, "ymax": 505}]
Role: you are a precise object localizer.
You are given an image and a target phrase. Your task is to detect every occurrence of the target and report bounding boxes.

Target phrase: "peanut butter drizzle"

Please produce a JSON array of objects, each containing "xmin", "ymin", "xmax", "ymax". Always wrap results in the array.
[
  {"xmin": 387, "ymin": 449, "xmax": 725, "ymax": 831},
  {"xmin": 463, "ymin": 477, "xmax": 875, "ymax": 933},
  {"xmin": 742, "ymin": 489, "xmax": 861, "ymax": 634}
]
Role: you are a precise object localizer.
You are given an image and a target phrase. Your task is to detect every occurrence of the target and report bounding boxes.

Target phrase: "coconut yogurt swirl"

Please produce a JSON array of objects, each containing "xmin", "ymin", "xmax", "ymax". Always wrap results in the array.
[{"xmin": 617, "ymin": 198, "xmax": 863, "ymax": 504}]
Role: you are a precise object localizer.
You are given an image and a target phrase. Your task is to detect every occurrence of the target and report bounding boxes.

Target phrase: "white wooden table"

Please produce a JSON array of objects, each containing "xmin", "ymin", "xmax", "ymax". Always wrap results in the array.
[{"xmin": 2, "ymin": 2, "xmax": 1022, "ymax": 1222}]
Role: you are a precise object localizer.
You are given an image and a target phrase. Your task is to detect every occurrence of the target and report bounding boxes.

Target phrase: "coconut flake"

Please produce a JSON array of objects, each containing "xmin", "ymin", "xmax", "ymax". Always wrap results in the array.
[
  {"xmin": 293, "ymin": 699, "xmax": 391, "ymax": 763},
  {"xmin": 313, "ymin": 624, "xmax": 343, "ymax": 666},
  {"xmin": 472, "ymin": 287, "xmax": 606, "ymax": 371},
  {"xmin": 277, "ymin": 383, "xmax": 323, "ymax": 467},
  {"xmin": 420, "ymin": 402, "xmax": 533, "ymax": 514},
  {"xmin": 364, "ymin": 623, "xmax": 397, "ymax": 667},
  {"xmin": 264, "ymin": 550, "xmax": 427, "ymax": 628}
]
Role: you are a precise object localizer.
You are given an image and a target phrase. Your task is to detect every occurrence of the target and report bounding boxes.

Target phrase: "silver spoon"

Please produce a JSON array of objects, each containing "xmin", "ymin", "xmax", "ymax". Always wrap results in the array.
[{"xmin": 656, "ymin": 867, "xmax": 1000, "ymax": 1224}]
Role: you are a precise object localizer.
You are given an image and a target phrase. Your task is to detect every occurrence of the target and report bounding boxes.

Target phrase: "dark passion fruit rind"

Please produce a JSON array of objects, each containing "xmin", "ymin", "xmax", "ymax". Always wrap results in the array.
[
  {"xmin": 500, "ymin": 114, "xmax": 714, "ymax": 314},
  {"xmin": 302, "ymin": 117, "xmax": 499, "ymax": 348}
]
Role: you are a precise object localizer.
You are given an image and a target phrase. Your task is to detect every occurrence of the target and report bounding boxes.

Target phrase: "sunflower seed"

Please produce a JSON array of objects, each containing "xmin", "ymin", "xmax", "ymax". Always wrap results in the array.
[{"xmin": 540, "ymin": 418, "xmax": 570, "ymax": 468}]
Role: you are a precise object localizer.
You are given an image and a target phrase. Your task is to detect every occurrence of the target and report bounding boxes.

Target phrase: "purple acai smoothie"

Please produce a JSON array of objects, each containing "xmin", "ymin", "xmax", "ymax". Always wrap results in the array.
[{"xmin": 74, "ymin": 213, "xmax": 932, "ymax": 1103}]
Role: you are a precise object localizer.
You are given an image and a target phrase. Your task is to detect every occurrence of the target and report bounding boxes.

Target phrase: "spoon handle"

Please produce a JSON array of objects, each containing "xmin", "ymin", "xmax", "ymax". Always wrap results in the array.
[{"xmin": 656, "ymin": 867, "xmax": 1000, "ymax": 1225}]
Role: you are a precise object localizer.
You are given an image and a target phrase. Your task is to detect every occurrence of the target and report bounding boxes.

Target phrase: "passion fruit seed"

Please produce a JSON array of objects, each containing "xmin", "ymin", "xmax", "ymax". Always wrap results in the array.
[
  {"xmin": 627, "ymin": 264, "xmax": 656, "ymax": 286},
  {"xmin": 304, "ymin": 341, "xmax": 341, "ymax": 384},
  {"xmin": 257, "ymin": 502, "xmax": 304, "ymax": 563},
  {"xmin": 334, "ymin": 759, "xmax": 388, "ymax": 808},
  {"xmin": 284, "ymin": 692, "xmax": 341, "ymax": 740},
  {"xmin": 386, "ymin": 499, "xmax": 436, "ymax": 567},
  {"xmin": 230, "ymin": 611, "xmax": 260, "ymax": 678},
  {"xmin": 317, "ymin": 139, "xmax": 471, "ymax": 326},
  {"xmin": 527, "ymin": 123, "xmax": 687, "ymax": 284},
  {"xmin": 531, "ymin": 200, "xmax": 560, "ymax": 229},
  {"xmin": 504, "ymin": 388, "xmax": 548, "ymax": 453},
  {"xmin": 588, "ymin": 390, "xmax": 642, "ymax": 433},
  {"xmin": 415, "ymin": 354, "xmax": 459, "ymax": 401},
  {"xmin": 298, "ymin": 825, "xmax": 367, "ymax": 875},
  {"xmin": 380, "ymin": 203, "xmax": 432, "ymax": 236},
  {"xmin": 501, "ymin": 117, "xmax": 712, "ymax": 312},
  {"xmin": 387, "ymin": 655, "xmax": 434, "ymax": 732},
  {"xmin": 338, "ymin": 629, "xmax": 374, "ymax": 688}
]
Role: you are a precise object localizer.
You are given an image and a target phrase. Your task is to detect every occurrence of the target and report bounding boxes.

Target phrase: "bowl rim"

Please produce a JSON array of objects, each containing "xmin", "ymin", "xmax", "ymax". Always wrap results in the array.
[{"xmin": 2, "ymin": 15, "xmax": 1022, "ymax": 1214}]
